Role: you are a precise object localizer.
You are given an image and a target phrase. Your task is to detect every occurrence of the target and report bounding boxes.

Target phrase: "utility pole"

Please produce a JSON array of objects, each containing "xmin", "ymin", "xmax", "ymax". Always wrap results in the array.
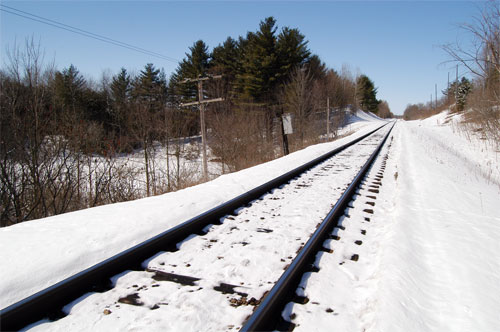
[
  {"xmin": 447, "ymin": 72, "xmax": 450, "ymax": 104},
  {"xmin": 180, "ymin": 75, "xmax": 223, "ymax": 182},
  {"xmin": 326, "ymin": 97, "xmax": 330, "ymax": 142},
  {"xmin": 435, "ymin": 84, "xmax": 438, "ymax": 109}
]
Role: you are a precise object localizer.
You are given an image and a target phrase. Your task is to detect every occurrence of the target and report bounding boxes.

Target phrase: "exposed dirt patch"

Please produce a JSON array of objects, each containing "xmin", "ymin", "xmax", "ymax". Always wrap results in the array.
[{"xmin": 118, "ymin": 293, "xmax": 143, "ymax": 306}]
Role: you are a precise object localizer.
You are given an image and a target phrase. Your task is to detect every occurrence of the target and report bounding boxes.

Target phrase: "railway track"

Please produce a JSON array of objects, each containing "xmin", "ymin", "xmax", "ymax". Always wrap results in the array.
[{"xmin": 1, "ymin": 123, "xmax": 393, "ymax": 331}]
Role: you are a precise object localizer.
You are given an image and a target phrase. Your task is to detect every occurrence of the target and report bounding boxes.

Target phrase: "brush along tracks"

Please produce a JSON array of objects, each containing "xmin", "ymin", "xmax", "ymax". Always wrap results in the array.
[{"xmin": 0, "ymin": 124, "xmax": 393, "ymax": 331}]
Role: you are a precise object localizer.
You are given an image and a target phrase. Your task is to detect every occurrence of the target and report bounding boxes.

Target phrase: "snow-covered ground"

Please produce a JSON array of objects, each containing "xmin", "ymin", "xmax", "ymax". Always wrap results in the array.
[
  {"xmin": 21, "ymin": 126, "xmax": 390, "ymax": 332},
  {"xmin": 0, "ymin": 110, "xmax": 383, "ymax": 312},
  {"xmin": 2, "ymin": 109, "xmax": 499, "ymax": 332},
  {"xmin": 287, "ymin": 111, "xmax": 500, "ymax": 331},
  {"xmin": 373, "ymin": 113, "xmax": 500, "ymax": 331}
]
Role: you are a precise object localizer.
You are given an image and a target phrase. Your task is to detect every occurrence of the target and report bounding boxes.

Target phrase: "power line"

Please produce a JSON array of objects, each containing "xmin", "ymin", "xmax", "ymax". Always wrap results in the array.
[{"xmin": 0, "ymin": 4, "xmax": 179, "ymax": 63}]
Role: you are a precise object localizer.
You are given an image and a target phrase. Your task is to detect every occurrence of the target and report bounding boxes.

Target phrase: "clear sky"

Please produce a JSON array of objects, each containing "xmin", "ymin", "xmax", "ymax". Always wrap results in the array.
[{"xmin": 0, "ymin": 0, "xmax": 483, "ymax": 115}]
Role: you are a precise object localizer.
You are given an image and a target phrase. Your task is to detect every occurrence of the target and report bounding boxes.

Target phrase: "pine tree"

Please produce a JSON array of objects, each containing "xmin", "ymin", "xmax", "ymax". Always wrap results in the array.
[
  {"xmin": 53, "ymin": 64, "xmax": 86, "ymax": 114},
  {"xmin": 133, "ymin": 63, "xmax": 167, "ymax": 110},
  {"xmin": 238, "ymin": 17, "xmax": 279, "ymax": 103},
  {"xmin": 306, "ymin": 54, "xmax": 327, "ymax": 82},
  {"xmin": 455, "ymin": 77, "xmax": 472, "ymax": 112},
  {"xmin": 110, "ymin": 68, "xmax": 131, "ymax": 140},
  {"xmin": 111, "ymin": 68, "xmax": 131, "ymax": 106},
  {"xmin": 356, "ymin": 75, "xmax": 380, "ymax": 113},
  {"xmin": 276, "ymin": 27, "xmax": 311, "ymax": 82},
  {"xmin": 169, "ymin": 40, "xmax": 210, "ymax": 102},
  {"xmin": 209, "ymin": 37, "xmax": 240, "ymax": 101}
]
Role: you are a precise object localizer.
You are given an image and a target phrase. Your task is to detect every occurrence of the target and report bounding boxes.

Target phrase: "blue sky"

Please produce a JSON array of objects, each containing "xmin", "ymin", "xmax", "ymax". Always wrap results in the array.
[{"xmin": 0, "ymin": 1, "xmax": 482, "ymax": 114}]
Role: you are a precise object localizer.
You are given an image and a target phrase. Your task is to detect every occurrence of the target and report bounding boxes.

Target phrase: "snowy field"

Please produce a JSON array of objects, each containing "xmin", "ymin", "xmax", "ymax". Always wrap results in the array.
[{"xmin": 2, "ymin": 109, "xmax": 499, "ymax": 331}]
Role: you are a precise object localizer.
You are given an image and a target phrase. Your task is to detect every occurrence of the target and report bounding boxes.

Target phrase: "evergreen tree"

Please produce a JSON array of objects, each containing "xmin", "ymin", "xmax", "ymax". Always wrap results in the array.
[
  {"xmin": 445, "ymin": 77, "xmax": 473, "ymax": 112},
  {"xmin": 81, "ymin": 87, "xmax": 109, "ymax": 125},
  {"xmin": 169, "ymin": 40, "xmax": 210, "ymax": 102},
  {"xmin": 53, "ymin": 64, "xmax": 86, "ymax": 114},
  {"xmin": 356, "ymin": 75, "xmax": 380, "ymax": 113},
  {"xmin": 306, "ymin": 54, "xmax": 327, "ymax": 81},
  {"xmin": 276, "ymin": 27, "xmax": 311, "ymax": 82},
  {"xmin": 455, "ymin": 77, "xmax": 472, "ymax": 112},
  {"xmin": 210, "ymin": 37, "xmax": 240, "ymax": 100},
  {"xmin": 238, "ymin": 17, "xmax": 279, "ymax": 103},
  {"xmin": 110, "ymin": 68, "xmax": 131, "ymax": 139},
  {"xmin": 211, "ymin": 37, "xmax": 239, "ymax": 77},
  {"xmin": 133, "ymin": 63, "xmax": 167, "ymax": 110},
  {"xmin": 111, "ymin": 68, "xmax": 131, "ymax": 106}
]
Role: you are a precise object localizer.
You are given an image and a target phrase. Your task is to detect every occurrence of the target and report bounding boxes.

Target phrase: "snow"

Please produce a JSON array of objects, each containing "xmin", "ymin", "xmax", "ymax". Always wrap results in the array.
[
  {"xmin": 286, "ymin": 110, "xmax": 500, "ymax": 332},
  {"xmin": 0, "ymin": 111, "xmax": 384, "ymax": 311},
  {"xmin": 373, "ymin": 114, "xmax": 500, "ymax": 331},
  {"xmin": 23, "ymin": 128, "xmax": 391, "ymax": 331},
  {"xmin": 2, "ymin": 109, "xmax": 499, "ymax": 332}
]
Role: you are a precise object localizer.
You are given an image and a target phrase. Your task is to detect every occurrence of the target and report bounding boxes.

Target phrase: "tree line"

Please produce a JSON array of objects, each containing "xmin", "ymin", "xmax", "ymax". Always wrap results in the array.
[
  {"xmin": 1, "ymin": 17, "xmax": 390, "ymax": 227},
  {"xmin": 404, "ymin": 0, "xmax": 499, "ymax": 144}
]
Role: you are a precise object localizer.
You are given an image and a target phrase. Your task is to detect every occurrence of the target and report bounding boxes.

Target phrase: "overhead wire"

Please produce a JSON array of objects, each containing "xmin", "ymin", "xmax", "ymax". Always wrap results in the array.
[{"xmin": 0, "ymin": 4, "xmax": 179, "ymax": 63}]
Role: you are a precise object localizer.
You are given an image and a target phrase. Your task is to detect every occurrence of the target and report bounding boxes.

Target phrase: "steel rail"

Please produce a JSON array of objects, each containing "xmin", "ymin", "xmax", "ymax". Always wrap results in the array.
[
  {"xmin": 240, "ymin": 121, "xmax": 395, "ymax": 332},
  {"xmin": 0, "ymin": 123, "xmax": 388, "ymax": 331}
]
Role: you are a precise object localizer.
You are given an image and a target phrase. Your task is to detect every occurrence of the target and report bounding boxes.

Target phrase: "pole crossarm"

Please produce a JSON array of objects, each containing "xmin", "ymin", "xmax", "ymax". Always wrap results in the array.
[
  {"xmin": 180, "ymin": 75, "xmax": 222, "ymax": 84},
  {"xmin": 176, "ymin": 74, "xmax": 223, "ymax": 182},
  {"xmin": 180, "ymin": 97, "xmax": 224, "ymax": 107}
]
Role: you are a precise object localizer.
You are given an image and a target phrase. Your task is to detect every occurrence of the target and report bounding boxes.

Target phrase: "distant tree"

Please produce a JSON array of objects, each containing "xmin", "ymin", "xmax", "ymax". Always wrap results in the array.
[
  {"xmin": 455, "ymin": 77, "xmax": 473, "ymax": 112},
  {"xmin": 131, "ymin": 63, "xmax": 168, "ymax": 196},
  {"xmin": 170, "ymin": 40, "xmax": 210, "ymax": 102},
  {"xmin": 441, "ymin": 0, "xmax": 499, "ymax": 91},
  {"xmin": 53, "ymin": 64, "xmax": 86, "ymax": 117},
  {"xmin": 80, "ymin": 87, "xmax": 109, "ymax": 127},
  {"xmin": 444, "ymin": 77, "xmax": 473, "ymax": 112},
  {"xmin": 211, "ymin": 37, "xmax": 239, "ymax": 77},
  {"xmin": 282, "ymin": 66, "xmax": 314, "ymax": 146},
  {"xmin": 182, "ymin": 40, "xmax": 211, "ymax": 78},
  {"xmin": 403, "ymin": 103, "xmax": 422, "ymax": 120},
  {"xmin": 110, "ymin": 68, "xmax": 132, "ymax": 145},
  {"xmin": 111, "ymin": 68, "xmax": 131, "ymax": 107},
  {"xmin": 210, "ymin": 37, "xmax": 240, "ymax": 100},
  {"xmin": 1, "ymin": 38, "xmax": 83, "ymax": 225},
  {"xmin": 276, "ymin": 27, "xmax": 311, "ymax": 82},
  {"xmin": 356, "ymin": 74, "xmax": 380, "ymax": 113},
  {"xmin": 133, "ymin": 63, "xmax": 167, "ymax": 109},
  {"xmin": 305, "ymin": 54, "xmax": 327, "ymax": 82},
  {"xmin": 237, "ymin": 17, "xmax": 280, "ymax": 103},
  {"xmin": 377, "ymin": 100, "xmax": 394, "ymax": 118}
]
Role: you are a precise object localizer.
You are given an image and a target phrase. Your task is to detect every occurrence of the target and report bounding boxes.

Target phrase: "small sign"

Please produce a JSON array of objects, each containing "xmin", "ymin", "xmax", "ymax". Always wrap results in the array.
[{"xmin": 283, "ymin": 113, "xmax": 293, "ymax": 135}]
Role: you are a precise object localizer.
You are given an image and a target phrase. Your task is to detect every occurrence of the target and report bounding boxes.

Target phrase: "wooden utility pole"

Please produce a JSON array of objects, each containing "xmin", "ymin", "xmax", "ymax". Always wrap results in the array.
[
  {"xmin": 435, "ymin": 84, "xmax": 438, "ymax": 109},
  {"xmin": 180, "ymin": 75, "xmax": 223, "ymax": 182},
  {"xmin": 446, "ymin": 72, "xmax": 450, "ymax": 107},
  {"xmin": 326, "ymin": 97, "xmax": 330, "ymax": 142}
]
